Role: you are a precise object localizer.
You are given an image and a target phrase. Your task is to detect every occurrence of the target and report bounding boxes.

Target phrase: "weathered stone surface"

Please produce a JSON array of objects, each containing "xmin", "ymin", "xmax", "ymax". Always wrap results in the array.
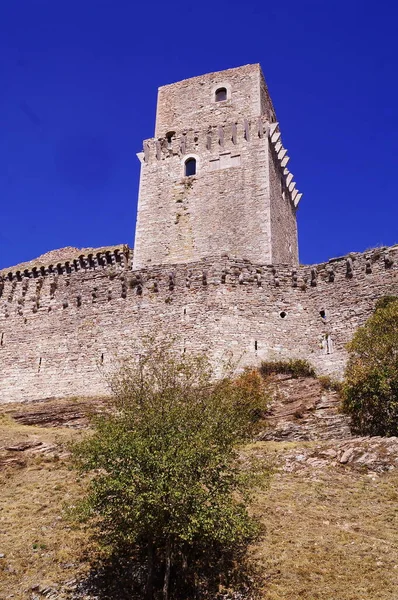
[
  {"xmin": 282, "ymin": 437, "xmax": 398, "ymax": 473},
  {"xmin": 258, "ymin": 374, "xmax": 351, "ymax": 442},
  {"xmin": 0, "ymin": 436, "xmax": 60, "ymax": 470},
  {"xmin": 8, "ymin": 397, "xmax": 110, "ymax": 428},
  {"xmin": 0, "ymin": 245, "xmax": 397, "ymax": 403},
  {"xmin": 5, "ymin": 440, "xmax": 44, "ymax": 451}
]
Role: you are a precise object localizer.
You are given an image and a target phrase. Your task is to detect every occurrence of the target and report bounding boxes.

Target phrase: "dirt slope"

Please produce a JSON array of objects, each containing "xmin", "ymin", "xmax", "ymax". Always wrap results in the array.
[{"xmin": 1, "ymin": 379, "xmax": 398, "ymax": 599}]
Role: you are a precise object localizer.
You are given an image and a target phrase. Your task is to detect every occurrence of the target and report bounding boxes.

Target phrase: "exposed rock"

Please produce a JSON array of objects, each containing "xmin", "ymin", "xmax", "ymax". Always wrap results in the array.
[
  {"xmin": 0, "ymin": 398, "xmax": 112, "ymax": 472},
  {"xmin": 5, "ymin": 440, "xmax": 43, "ymax": 451},
  {"xmin": 0, "ymin": 438, "xmax": 63, "ymax": 471},
  {"xmin": 258, "ymin": 374, "xmax": 351, "ymax": 442},
  {"xmin": 339, "ymin": 447, "xmax": 355, "ymax": 463},
  {"xmin": 282, "ymin": 436, "xmax": 398, "ymax": 473},
  {"xmin": 7, "ymin": 397, "xmax": 110, "ymax": 429},
  {"xmin": 0, "ymin": 456, "xmax": 27, "ymax": 469}
]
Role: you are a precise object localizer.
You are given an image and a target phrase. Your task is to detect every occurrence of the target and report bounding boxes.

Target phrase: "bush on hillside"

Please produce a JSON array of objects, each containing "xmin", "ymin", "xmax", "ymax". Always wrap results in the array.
[
  {"xmin": 342, "ymin": 296, "xmax": 398, "ymax": 436},
  {"xmin": 317, "ymin": 375, "xmax": 342, "ymax": 393},
  {"xmin": 259, "ymin": 358, "xmax": 316, "ymax": 379},
  {"xmin": 71, "ymin": 344, "xmax": 269, "ymax": 599}
]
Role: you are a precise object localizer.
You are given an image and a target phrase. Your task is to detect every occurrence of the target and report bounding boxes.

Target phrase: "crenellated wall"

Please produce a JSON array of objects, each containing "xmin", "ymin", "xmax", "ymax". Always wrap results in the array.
[{"xmin": 1, "ymin": 245, "xmax": 397, "ymax": 403}]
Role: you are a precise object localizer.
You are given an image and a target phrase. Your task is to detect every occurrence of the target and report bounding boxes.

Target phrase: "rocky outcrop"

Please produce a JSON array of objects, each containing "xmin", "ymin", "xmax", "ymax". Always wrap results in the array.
[
  {"xmin": 282, "ymin": 436, "xmax": 398, "ymax": 473},
  {"xmin": 253, "ymin": 374, "xmax": 398, "ymax": 473},
  {"xmin": 0, "ymin": 397, "xmax": 110, "ymax": 471},
  {"xmin": 8, "ymin": 397, "xmax": 109, "ymax": 428},
  {"xmin": 258, "ymin": 374, "xmax": 351, "ymax": 441}
]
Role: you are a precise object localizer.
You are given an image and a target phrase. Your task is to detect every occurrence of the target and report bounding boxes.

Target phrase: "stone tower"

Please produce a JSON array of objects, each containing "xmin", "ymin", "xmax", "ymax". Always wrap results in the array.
[{"xmin": 133, "ymin": 64, "xmax": 302, "ymax": 269}]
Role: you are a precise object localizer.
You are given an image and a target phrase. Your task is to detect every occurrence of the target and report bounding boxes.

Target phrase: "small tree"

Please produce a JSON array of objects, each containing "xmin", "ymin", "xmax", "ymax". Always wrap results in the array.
[
  {"xmin": 342, "ymin": 296, "xmax": 398, "ymax": 436},
  {"xmin": 72, "ymin": 345, "xmax": 268, "ymax": 599}
]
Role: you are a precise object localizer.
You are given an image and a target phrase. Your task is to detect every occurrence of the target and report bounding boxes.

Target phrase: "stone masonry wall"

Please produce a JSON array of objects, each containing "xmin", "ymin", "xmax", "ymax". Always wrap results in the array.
[
  {"xmin": 134, "ymin": 117, "xmax": 272, "ymax": 268},
  {"xmin": 0, "ymin": 245, "xmax": 397, "ymax": 403},
  {"xmin": 133, "ymin": 117, "xmax": 300, "ymax": 269},
  {"xmin": 268, "ymin": 143, "xmax": 299, "ymax": 264},
  {"xmin": 155, "ymin": 64, "xmax": 276, "ymax": 138}
]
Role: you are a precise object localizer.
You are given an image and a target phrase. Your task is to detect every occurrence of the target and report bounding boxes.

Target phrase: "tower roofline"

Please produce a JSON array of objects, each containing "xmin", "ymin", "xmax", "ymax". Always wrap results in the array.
[{"xmin": 158, "ymin": 63, "xmax": 262, "ymax": 90}]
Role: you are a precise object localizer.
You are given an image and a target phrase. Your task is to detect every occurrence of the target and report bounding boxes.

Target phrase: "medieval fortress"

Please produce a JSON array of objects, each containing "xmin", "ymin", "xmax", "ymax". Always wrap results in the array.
[{"xmin": 1, "ymin": 64, "xmax": 397, "ymax": 403}]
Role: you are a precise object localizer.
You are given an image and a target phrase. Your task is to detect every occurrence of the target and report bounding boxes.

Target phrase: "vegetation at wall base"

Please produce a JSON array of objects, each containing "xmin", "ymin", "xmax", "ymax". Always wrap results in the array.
[
  {"xmin": 342, "ymin": 296, "xmax": 398, "ymax": 436},
  {"xmin": 259, "ymin": 359, "xmax": 316, "ymax": 379},
  {"xmin": 71, "ymin": 345, "xmax": 270, "ymax": 599}
]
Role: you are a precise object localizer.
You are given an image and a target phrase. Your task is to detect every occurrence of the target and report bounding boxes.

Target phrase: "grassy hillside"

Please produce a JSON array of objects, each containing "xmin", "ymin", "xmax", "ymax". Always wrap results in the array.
[
  {"xmin": 0, "ymin": 410, "xmax": 89, "ymax": 597},
  {"xmin": 1, "ymin": 391, "xmax": 397, "ymax": 599}
]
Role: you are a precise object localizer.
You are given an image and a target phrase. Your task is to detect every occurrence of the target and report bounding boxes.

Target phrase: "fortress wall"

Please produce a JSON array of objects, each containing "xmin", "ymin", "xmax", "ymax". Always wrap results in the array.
[{"xmin": 0, "ymin": 246, "xmax": 397, "ymax": 403}]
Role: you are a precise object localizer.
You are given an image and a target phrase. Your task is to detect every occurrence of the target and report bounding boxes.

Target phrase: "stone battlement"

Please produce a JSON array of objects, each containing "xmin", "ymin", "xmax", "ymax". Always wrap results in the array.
[
  {"xmin": 1, "ymin": 246, "xmax": 131, "ymax": 282},
  {"xmin": 0, "ymin": 244, "xmax": 397, "ymax": 323},
  {"xmin": 140, "ymin": 118, "xmax": 301, "ymax": 209},
  {"xmin": 0, "ymin": 246, "xmax": 397, "ymax": 403}
]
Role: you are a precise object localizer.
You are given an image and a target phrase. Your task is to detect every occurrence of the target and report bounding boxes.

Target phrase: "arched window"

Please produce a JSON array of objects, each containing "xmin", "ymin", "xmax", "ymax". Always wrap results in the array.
[
  {"xmin": 215, "ymin": 87, "xmax": 227, "ymax": 102},
  {"xmin": 184, "ymin": 157, "xmax": 196, "ymax": 176}
]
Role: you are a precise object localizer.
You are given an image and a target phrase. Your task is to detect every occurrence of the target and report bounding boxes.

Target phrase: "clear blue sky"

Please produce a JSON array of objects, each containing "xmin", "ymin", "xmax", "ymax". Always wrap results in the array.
[{"xmin": 1, "ymin": 0, "xmax": 397, "ymax": 269}]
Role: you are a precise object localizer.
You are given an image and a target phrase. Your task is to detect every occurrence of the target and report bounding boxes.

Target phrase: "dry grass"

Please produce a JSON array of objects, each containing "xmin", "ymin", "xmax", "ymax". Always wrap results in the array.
[
  {"xmin": 251, "ymin": 465, "xmax": 398, "ymax": 599},
  {"xmin": 0, "ymin": 458, "xmax": 92, "ymax": 599},
  {"xmin": 0, "ymin": 413, "xmax": 91, "ymax": 599},
  {"xmin": 1, "ymin": 402, "xmax": 398, "ymax": 599}
]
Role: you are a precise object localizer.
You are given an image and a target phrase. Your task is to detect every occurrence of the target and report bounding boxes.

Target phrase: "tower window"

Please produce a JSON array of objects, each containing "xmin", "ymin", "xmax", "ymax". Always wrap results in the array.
[
  {"xmin": 215, "ymin": 87, "xmax": 227, "ymax": 102},
  {"xmin": 184, "ymin": 158, "xmax": 196, "ymax": 177}
]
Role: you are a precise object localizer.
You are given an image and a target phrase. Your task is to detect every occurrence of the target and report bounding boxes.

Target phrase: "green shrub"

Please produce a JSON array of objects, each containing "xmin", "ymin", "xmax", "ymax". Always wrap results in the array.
[
  {"xmin": 72, "ymin": 344, "xmax": 269, "ymax": 599},
  {"xmin": 342, "ymin": 297, "xmax": 398, "ymax": 436},
  {"xmin": 375, "ymin": 295, "xmax": 398, "ymax": 311},
  {"xmin": 259, "ymin": 358, "xmax": 316, "ymax": 379}
]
